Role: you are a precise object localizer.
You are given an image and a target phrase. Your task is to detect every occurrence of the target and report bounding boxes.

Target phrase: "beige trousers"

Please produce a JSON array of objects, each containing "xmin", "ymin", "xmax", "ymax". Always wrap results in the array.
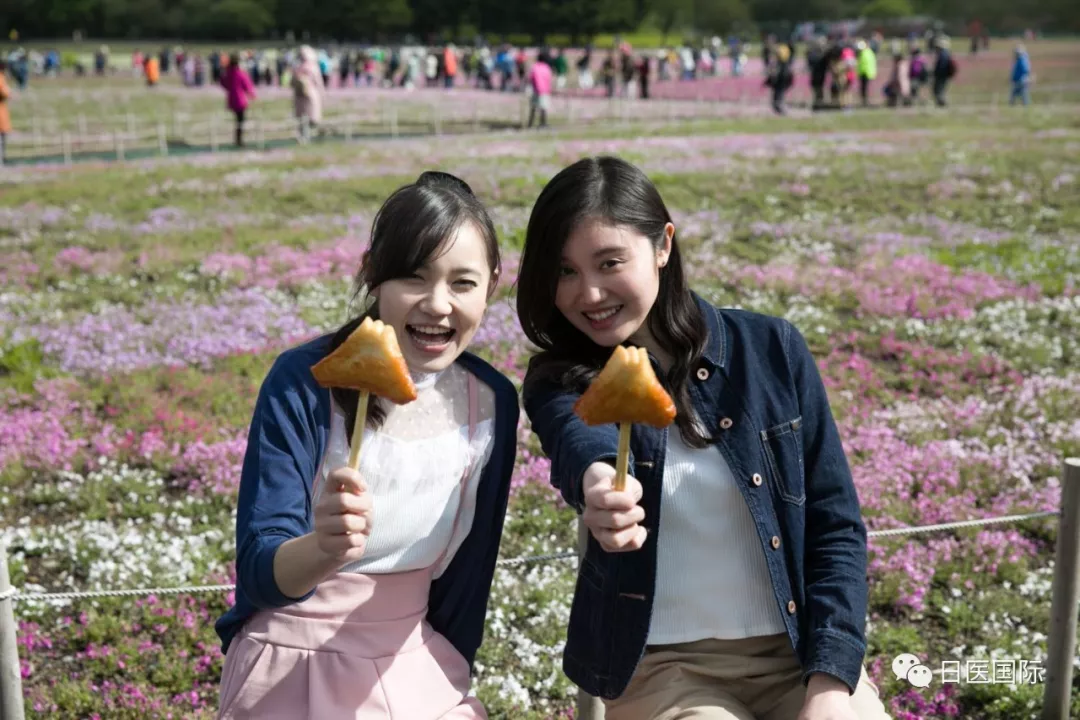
[{"xmin": 603, "ymin": 634, "xmax": 891, "ymax": 720}]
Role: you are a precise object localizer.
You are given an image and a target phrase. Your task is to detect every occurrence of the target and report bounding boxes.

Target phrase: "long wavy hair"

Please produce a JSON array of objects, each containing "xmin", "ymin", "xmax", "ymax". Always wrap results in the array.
[{"xmin": 516, "ymin": 156, "xmax": 712, "ymax": 448}]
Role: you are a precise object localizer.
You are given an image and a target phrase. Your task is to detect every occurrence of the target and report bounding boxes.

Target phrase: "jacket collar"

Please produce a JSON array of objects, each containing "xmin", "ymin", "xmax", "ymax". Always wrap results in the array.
[{"xmin": 693, "ymin": 292, "xmax": 728, "ymax": 371}]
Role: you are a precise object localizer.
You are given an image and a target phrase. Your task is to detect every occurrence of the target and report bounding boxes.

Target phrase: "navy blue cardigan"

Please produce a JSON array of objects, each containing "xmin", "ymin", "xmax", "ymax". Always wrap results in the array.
[{"xmin": 214, "ymin": 334, "xmax": 519, "ymax": 668}]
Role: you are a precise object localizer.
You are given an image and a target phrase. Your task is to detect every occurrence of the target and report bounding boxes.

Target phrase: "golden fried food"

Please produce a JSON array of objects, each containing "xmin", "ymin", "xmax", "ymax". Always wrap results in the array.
[
  {"xmin": 574, "ymin": 345, "xmax": 676, "ymax": 428},
  {"xmin": 310, "ymin": 317, "xmax": 418, "ymax": 405}
]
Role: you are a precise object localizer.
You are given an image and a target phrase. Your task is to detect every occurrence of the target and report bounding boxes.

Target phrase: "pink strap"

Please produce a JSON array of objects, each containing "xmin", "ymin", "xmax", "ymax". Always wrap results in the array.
[
  {"xmin": 467, "ymin": 372, "xmax": 479, "ymax": 443},
  {"xmin": 433, "ymin": 372, "xmax": 480, "ymax": 570}
]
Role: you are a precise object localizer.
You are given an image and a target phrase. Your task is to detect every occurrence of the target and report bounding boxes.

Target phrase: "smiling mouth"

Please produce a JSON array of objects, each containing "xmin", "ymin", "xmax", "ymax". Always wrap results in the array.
[
  {"xmin": 406, "ymin": 324, "xmax": 456, "ymax": 349},
  {"xmin": 583, "ymin": 306, "xmax": 623, "ymax": 323}
]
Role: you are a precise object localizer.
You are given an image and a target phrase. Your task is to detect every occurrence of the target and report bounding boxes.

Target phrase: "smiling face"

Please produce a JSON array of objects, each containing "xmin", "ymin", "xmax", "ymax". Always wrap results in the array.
[
  {"xmin": 554, "ymin": 218, "xmax": 672, "ymax": 354},
  {"xmin": 372, "ymin": 222, "xmax": 493, "ymax": 374}
]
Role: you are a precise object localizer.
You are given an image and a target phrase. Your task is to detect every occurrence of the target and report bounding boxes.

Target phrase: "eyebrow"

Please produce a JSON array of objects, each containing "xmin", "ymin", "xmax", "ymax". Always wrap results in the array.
[{"xmin": 561, "ymin": 245, "xmax": 628, "ymax": 263}]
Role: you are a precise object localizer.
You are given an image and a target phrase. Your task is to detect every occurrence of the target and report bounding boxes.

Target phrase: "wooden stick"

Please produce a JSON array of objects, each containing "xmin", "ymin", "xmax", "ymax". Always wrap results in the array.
[
  {"xmin": 614, "ymin": 422, "xmax": 632, "ymax": 492},
  {"xmin": 347, "ymin": 390, "xmax": 370, "ymax": 471}
]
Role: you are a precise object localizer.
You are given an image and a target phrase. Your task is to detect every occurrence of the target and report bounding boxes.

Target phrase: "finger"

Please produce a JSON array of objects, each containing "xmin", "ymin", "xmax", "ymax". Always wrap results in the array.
[
  {"xmin": 334, "ymin": 491, "xmax": 373, "ymax": 515},
  {"xmin": 583, "ymin": 479, "xmax": 612, "ymax": 507},
  {"xmin": 627, "ymin": 525, "xmax": 648, "ymax": 550},
  {"xmin": 623, "ymin": 476, "xmax": 644, "ymax": 504},
  {"xmin": 591, "ymin": 506, "xmax": 645, "ymax": 531},
  {"xmin": 583, "ymin": 464, "xmax": 616, "ymax": 494},
  {"xmin": 320, "ymin": 513, "xmax": 368, "ymax": 536},
  {"xmin": 589, "ymin": 490, "xmax": 641, "ymax": 513},
  {"xmin": 327, "ymin": 467, "xmax": 367, "ymax": 494},
  {"xmin": 604, "ymin": 524, "xmax": 648, "ymax": 552},
  {"xmin": 321, "ymin": 533, "xmax": 367, "ymax": 555}
]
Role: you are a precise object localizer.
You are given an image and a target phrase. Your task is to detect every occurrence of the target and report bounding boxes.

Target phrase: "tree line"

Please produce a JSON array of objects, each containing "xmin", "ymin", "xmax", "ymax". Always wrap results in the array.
[{"xmin": 2, "ymin": 0, "xmax": 1077, "ymax": 44}]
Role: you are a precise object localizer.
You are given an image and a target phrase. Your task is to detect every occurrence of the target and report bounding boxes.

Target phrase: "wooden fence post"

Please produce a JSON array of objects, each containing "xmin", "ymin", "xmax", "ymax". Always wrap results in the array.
[
  {"xmin": 0, "ymin": 542, "xmax": 26, "ymax": 720},
  {"xmin": 576, "ymin": 518, "xmax": 605, "ymax": 720},
  {"xmin": 1042, "ymin": 457, "xmax": 1080, "ymax": 720}
]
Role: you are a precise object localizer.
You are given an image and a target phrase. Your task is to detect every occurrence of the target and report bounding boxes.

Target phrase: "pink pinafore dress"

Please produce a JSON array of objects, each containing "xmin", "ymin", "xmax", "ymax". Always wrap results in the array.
[{"xmin": 218, "ymin": 374, "xmax": 486, "ymax": 720}]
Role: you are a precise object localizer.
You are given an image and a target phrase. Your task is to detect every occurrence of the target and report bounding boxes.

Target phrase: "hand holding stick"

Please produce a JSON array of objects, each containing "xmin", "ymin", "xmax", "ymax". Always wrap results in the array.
[{"xmin": 573, "ymin": 345, "xmax": 677, "ymax": 493}]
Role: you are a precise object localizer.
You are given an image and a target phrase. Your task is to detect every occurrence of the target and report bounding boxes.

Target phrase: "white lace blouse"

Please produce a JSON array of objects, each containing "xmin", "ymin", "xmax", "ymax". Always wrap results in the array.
[{"xmin": 313, "ymin": 363, "xmax": 496, "ymax": 579}]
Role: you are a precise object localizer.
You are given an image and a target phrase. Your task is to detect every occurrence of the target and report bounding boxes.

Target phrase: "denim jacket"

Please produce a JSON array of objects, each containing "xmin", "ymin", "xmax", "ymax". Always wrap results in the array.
[{"xmin": 523, "ymin": 294, "xmax": 869, "ymax": 700}]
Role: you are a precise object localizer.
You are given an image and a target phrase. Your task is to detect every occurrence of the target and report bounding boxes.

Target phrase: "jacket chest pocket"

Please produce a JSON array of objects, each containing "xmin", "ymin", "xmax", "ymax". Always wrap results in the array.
[{"xmin": 761, "ymin": 418, "xmax": 805, "ymax": 506}]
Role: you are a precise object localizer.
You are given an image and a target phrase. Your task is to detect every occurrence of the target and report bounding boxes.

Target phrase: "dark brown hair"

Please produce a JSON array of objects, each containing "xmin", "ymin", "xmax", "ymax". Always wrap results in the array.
[
  {"xmin": 516, "ymin": 156, "xmax": 712, "ymax": 448},
  {"xmin": 330, "ymin": 171, "xmax": 500, "ymax": 435}
]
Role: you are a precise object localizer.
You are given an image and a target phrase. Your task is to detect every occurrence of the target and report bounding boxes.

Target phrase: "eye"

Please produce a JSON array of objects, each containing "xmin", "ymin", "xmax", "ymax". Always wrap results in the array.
[
  {"xmin": 600, "ymin": 259, "xmax": 622, "ymax": 270},
  {"xmin": 559, "ymin": 266, "xmax": 576, "ymax": 278},
  {"xmin": 454, "ymin": 279, "xmax": 479, "ymax": 290}
]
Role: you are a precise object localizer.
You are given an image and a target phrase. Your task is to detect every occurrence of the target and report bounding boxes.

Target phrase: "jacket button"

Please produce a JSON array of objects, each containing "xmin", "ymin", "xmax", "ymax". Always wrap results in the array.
[
  {"xmin": 787, "ymin": 600, "xmax": 797, "ymax": 614},
  {"xmin": 771, "ymin": 536, "xmax": 781, "ymax": 549},
  {"xmin": 752, "ymin": 473, "xmax": 763, "ymax": 486},
  {"xmin": 719, "ymin": 417, "xmax": 733, "ymax": 430},
  {"xmin": 696, "ymin": 367, "xmax": 710, "ymax": 381}
]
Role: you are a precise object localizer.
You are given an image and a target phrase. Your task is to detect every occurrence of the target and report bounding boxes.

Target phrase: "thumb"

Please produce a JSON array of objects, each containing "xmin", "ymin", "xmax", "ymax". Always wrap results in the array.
[{"xmin": 583, "ymin": 462, "xmax": 617, "ymax": 493}]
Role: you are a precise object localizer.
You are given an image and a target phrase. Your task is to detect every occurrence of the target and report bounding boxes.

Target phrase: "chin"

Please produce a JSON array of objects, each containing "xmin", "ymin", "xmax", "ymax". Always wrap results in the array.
[
  {"xmin": 405, "ymin": 351, "xmax": 458, "ymax": 374},
  {"xmin": 579, "ymin": 324, "xmax": 634, "ymax": 348}
]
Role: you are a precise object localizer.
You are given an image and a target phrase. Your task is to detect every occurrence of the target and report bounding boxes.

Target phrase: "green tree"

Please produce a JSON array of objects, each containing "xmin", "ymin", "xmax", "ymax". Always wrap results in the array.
[
  {"xmin": 646, "ymin": 0, "xmax": 694, "ymax": 42},
  {"xmin": 694, "ymin": 0, "xmax": 751, "ymax": 35},
  {"xmin": 863, "ymin": 0, "xmax": 914, "ymax": 19}
]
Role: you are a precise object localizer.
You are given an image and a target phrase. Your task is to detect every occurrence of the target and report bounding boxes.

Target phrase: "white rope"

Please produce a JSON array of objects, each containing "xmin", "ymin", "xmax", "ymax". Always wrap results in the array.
[
  {"xmin": 0, "ymin": 511, "xmax": 1058, "ymax": 604},
  {"xmin": 866, "ymin": 510, "xmax": 1058, "ymax": 538},
  {"xmin": 0, "ymin": 552, "xmax": 580, "ymax": 603},
  {"xmin": 495, "ymin": 551, "xmax": 578, "ymax": 568},
  {"xmin": 0, "ymin": 583, "xmax": 230, "ymax": 602}
]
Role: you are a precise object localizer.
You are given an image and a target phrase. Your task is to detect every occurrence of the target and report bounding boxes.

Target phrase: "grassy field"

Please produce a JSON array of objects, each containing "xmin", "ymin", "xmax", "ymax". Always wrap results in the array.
[{"xmin": 1, "ymin": 49, "xmax": 1079, "ymax": 719}]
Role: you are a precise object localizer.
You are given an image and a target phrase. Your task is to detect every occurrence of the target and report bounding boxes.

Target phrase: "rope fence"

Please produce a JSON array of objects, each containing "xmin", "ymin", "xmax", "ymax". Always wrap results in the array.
[
  {"xmin": 1, "ymin": 458, "xmax": 1078, "ymax": 720},
  {"xmin": 0, "ymin": 510, "xmax": 1061, "ymax": 604},
  {"xmin": 5, "ymin": 84, "xmax": 1077, "ymax": 167},
  {"xmin": 1, "ymin": 95, "xmax": 742, "ymax": 165}
]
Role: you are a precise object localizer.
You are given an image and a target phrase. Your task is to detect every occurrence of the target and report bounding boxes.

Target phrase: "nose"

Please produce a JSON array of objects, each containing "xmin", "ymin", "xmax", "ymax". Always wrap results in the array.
[
  {"xmin": 579, "ymin": 278, "xmax": 605, "ymax": 306},
  {"xmin": 420, "ymin": 283, "xmax": 453, "ymax": 316}
]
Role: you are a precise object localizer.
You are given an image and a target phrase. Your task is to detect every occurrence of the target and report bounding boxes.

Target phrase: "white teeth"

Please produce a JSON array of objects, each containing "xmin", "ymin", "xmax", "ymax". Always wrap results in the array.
[
  {"xmin": 585, "ymin": 307, "xmax": 620, "ymax": 321},
  {"xmin": 411, "ymin": 325, "xmax": 454, "ymax": 336}
]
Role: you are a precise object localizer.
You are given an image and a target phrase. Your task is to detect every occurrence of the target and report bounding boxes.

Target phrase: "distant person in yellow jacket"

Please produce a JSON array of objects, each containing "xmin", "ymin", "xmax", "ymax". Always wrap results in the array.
[{"xmin": 857, "ymin": 39, "xmax": 877, "ymax": 106}]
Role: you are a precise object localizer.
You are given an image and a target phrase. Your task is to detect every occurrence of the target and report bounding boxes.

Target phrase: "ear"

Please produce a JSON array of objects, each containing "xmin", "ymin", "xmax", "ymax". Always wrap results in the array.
[{"xmin": 658, "ymin": 223, "xmax": 674, "ymax": 268}]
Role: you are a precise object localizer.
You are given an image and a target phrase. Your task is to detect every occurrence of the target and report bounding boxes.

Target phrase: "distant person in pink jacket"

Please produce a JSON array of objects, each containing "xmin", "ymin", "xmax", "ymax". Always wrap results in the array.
[
  {"xmin": 220, "ymin": 53, "xmax": 256, "ymax": 147},
  {"xmin": 527, "ymin": 51, "xmax": 553, "ymax": 129}
]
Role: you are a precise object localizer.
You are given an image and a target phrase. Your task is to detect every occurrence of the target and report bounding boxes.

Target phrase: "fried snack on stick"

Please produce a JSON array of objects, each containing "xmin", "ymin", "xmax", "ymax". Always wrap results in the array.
[
  {"xmin": 573, "ymin": 346, "xmax": 676, "ymax": 491},
  {"xmin": 310, "ymin": 317, "xmax": 417, "ymax": 470}
]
